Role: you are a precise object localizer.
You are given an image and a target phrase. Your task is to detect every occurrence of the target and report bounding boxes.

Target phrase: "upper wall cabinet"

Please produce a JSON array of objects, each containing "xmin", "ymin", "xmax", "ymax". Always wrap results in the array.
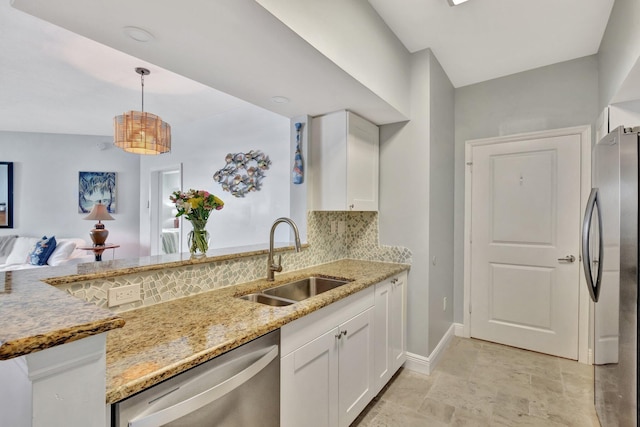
[
  {"xmin": 310, "ymin": 111, "xmax": 379, "ymax": 211},
  {"xmin": 598, "ymin": 101, "xmax": 640, "ymax": 141}
]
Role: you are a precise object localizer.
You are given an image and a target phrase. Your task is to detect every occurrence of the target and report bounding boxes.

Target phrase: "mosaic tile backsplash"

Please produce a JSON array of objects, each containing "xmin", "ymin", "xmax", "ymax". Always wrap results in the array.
[{"xmin": 62, "ymin": 211, "xmax": 412, "ymax": 312}]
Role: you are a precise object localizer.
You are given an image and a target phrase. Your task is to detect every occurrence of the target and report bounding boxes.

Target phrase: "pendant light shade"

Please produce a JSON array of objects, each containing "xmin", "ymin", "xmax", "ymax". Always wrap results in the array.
[
  {"xmin": 114, "ymin": 111, "xmax": 171, "ymax": 154},
  {"xmin": 114, "ymin": 67, "xmax": 171, "ymax": 155}
]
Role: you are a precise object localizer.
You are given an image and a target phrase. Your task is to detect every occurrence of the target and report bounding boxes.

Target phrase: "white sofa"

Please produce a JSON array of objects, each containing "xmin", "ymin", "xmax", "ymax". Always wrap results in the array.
[{"xmin": 0, "ymin": 235, "xmax": 94, "ymax": 272}]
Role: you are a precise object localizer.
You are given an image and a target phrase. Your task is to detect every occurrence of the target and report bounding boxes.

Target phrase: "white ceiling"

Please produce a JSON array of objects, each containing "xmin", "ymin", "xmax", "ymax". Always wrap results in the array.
[
  {"xmin": 368, "ymin": 0, "xmax": 615, "ymax": 88},
  {"xmin": 2, "ymin": 0, "xmax": 617, "ymax": 136},
  {"xmin": 0, "ymin": 0, "xmax": 250, "ymax": 135}
]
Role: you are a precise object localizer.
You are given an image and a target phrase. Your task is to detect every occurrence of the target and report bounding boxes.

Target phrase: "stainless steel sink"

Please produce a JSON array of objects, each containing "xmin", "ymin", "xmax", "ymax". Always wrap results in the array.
[
  {"xmin": 238, "ymin": 276, "xmax": 351, "ymax": 306},
  {"xmin": 238, "ymin": 293, "xmax": 294, "ymax": 307},
  {"xmin": 263, "ymin": 277, "xmax": 350, "ymax": 301}
]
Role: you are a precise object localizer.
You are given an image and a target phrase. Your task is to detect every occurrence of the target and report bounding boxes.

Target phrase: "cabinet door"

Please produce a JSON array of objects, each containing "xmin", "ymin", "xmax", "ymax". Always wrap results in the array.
[
  {"xmin": 309, "ymin": 110, "xmax": 348, "ymax": 211},
  {"xmin": 373, "ymin": 280, "xmax": 392, "ymax": 393},
  {"xmin": 281, "ymin": 327, "xmax": 339, "ymax": 427},
  {"xmin": 347, "ymin": 112, "xmax": 379, "ymax": 211},
  {"xmin": 338, "ymin": 307, "xmax": 375, "ymax": 427},
  {"xmin": 391, "ymin": 273, "xmax": 407, "ymax": 371}
]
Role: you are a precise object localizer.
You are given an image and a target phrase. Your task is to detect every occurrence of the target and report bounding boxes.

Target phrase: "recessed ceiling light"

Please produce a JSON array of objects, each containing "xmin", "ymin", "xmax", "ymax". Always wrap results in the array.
[
  {"xmin": 271, "ymin": 96, "xmax": 290, "ymax": 104},
  {"xmin": 447, "ymin": 0, "xmax": 470, "ymax": 6},
  {"xmin": 123, "ymin": 26, "xmax": 155, "ymax": 42}
]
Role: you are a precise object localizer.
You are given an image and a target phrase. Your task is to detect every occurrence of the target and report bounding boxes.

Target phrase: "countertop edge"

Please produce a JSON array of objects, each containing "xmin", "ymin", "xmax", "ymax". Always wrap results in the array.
[{"xmin": 0, "ymin": 316, "xmax": 125, "ymax": 361}]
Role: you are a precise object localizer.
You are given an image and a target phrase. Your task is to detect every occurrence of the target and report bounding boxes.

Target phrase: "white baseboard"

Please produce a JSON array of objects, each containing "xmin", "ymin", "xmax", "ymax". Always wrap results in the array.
[
  {"xmin": 454, "ymin": 322, "xmax": 464, "ymax": 337},
  {"xmin": 404, "ymin": 323, "xmax": 459, "ymax": 375},
  {"xmin": 404, "ymin": 352, "xmax": 430, "ymax": 374}
]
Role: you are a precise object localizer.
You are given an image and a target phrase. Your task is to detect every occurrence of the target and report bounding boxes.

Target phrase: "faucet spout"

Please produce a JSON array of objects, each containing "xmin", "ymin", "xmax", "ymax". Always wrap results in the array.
[{"xmin": 267, "ymin": 217, "xmax": 302, "ymax": 281}]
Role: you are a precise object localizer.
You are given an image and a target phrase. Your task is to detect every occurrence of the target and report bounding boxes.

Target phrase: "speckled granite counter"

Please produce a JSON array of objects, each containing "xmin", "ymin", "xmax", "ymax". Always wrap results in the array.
[
  {"xmin": 0, "ymin": 269, "xmax": 124, "ymax": 360},
  {"xmin": 106, "ymin": 259, "xmax": 409, "ymax": 404},
  {"xmin": 0, "ymin": 242, "xmax": 305, "ymax": 361}
]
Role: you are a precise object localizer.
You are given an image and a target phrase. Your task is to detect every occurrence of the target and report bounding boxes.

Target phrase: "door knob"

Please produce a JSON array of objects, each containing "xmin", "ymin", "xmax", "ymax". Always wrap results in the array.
[{"xmin": 558, "ymin": 255, "xmax": 576, "ymax": 263}]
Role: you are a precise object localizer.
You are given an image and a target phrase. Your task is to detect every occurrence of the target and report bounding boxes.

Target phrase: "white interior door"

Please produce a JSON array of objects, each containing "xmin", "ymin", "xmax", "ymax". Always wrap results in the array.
[{"xmin": 469, "ymin": 134, "xmax": 582, "ymax": 359}]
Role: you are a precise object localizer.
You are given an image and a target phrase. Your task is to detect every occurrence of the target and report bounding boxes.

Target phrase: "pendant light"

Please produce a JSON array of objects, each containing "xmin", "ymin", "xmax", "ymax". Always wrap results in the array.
[{"xmin": 114, "ymin": 67, "xmax": 171, "ymax": 155}]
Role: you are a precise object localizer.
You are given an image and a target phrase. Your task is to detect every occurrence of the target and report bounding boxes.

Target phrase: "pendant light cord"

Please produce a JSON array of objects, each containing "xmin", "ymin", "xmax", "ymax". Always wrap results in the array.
[{"xmin": 140, "ymin": 72, "xmax": 145, "ymax": 113}]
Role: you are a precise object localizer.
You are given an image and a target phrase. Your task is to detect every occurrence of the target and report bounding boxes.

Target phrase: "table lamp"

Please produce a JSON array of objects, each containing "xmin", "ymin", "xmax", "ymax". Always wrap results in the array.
[{"xmin": 84, "ymin": 202, "xmax": 114, "ymax": 246}]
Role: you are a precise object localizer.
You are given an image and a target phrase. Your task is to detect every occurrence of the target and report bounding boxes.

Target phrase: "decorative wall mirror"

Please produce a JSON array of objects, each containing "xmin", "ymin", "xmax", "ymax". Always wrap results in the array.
[{"xmin": 0, "ymin": 162, "xmax": 13, "ymax": 228}]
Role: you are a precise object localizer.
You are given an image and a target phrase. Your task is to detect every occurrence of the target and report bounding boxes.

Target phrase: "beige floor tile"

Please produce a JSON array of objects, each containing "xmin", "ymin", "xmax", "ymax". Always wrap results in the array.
[
  {"xmin": 352, "ymin": 337, "xmax": 600, "ymax": 427},
  {"xmin": 470, "ymin": 362, "xmax": 532, "ymax": 398},
  {"xmin": 379, "ymin": 368, "xmax": 435, "ymax": 411},
  {"xmin": 558, "ymin": 356, "xmax": 593, "ymax": 378},
  {"xmin": 367, "ymin": 400, "xmax": 446, "ymax": 427},
  {"xmin": 449, "ymin": 407, "xmax": 492, "ymax": 427},
  {"xmin": 416, "ymin": 396, "xmax": 455, "ymax": 423},
  {"xmin": 427, "ymin": 372, "xmax": 496, "ymax": 418},
  {"xmin": 562, "ymin": 371, "xmax": 594, "ymax": 400}
]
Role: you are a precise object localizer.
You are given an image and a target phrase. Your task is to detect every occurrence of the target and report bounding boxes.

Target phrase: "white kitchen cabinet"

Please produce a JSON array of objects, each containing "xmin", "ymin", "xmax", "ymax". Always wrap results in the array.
[
  {"xmin": 390, "ymin": 273, "xmax": 407, "ymax": 372},
  {"xmin": 373, "ymin": 272, "xmax": 407, "ymax": 393},
  {"xmin": 597, "ymin": 101, "xmax": 640, "ymax": 141},
  {"xmin": 281, "ymin": 288, "xmax": 376, "ymax": 427},
  {"xmin": 310, "ymin": 110, "xmax": 379, "ymax": 211},
  {"xmin": 281, "ymin": 327, "xmax": 339, "ymax": 427},
  {"xmin": 337, "ymin": 307, "xmax": 375, "ymax": 426}
]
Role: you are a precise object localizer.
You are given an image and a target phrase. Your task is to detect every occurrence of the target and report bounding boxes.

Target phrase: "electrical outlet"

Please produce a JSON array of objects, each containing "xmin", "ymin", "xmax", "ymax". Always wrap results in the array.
[
  {"xmin": 108, "ymin": 284, "xmax": 141, "ymax": 307},
  {"xmin": 330, "ymin": 221, "xmax": 338, "ymax": 234},
  {"xmin": 443, "ymin": 297, "xmax": 447, "ymax": 312},
  {"xmin": 337, "ymin": 220, "xmax": 346, "ymax": 235}
]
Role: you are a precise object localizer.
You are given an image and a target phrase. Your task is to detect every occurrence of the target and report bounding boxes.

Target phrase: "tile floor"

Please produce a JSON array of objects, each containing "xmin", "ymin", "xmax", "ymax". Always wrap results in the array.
[{"xmin": 352, "ymin": 337, "xmax": 600, "ymax": 426}]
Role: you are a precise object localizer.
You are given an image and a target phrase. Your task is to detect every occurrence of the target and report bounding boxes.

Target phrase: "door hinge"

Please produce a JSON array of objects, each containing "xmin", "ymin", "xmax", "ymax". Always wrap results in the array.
[
  {"xmin": 466, "ymin": 161, "xmax": 473, "ymax": 172},
  {"xmin": 469, "ymin": 303, "xmax": 472, "ymax": 314}
]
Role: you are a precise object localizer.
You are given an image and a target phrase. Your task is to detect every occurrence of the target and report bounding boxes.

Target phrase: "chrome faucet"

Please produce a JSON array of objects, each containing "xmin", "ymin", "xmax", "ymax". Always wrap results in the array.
[{"xmin": 267, "ymin": 217, "xmax": 302, "ymax": 281}]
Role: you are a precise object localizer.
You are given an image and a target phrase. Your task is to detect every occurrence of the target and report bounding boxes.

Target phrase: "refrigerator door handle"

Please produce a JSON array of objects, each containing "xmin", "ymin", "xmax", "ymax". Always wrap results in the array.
[{"xmin": 582, "ymin": 188, "xmax": 603, "ymax": 302}]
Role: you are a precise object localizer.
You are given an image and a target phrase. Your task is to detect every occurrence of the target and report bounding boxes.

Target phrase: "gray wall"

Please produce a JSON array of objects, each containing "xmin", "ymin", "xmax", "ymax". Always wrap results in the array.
[
  {"xmin": 598, "ymin": 0, "xmax": 640, "ymax": 109},
  {"xmin": 453, "ymin": 55, "xmax": 599, "ymax": 323},
  {"xmin": 0, "ymin": 131, "xmax": 141, "ymax": 259},
  {"xmin": 380, "ymin": 48, "xmax": 455, "ymax": 357},
  {"xmin": 428, "ymin": 52, "xmax": 455, "ymax": 354}
]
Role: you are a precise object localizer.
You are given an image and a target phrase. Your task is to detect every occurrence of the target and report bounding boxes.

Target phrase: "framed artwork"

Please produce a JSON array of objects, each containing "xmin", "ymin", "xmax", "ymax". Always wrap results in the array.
[
  {"xmin": 79, "ymin": 171, "xmax": 116, "ymax": 213},
  {"xmin": 0, "ymin": 162, "xmax": 13, "ymax": 228}
]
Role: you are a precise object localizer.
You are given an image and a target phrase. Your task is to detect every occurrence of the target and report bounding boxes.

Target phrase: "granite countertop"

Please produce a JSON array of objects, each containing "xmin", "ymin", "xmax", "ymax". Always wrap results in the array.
[
  {"xmin": 0, "ymin": 269, "xmax": 124, "ymax": 360},
  {"xmin": 106, "ymin": 259, "xmax": 409, "ymax": 404},
  {"xmin": 0, "ymin": 242, "xmax": 305, "ymax": 361}
]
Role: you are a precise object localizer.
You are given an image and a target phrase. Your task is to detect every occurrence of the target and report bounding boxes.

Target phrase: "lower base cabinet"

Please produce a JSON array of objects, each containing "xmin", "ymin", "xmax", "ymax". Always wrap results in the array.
[
  {"xmin": 281, "ymin": 327, "xmax": 339, "ymax": 427},
  {"xmin": 281, "ymin": 273, "xmax": 407, "ymax": 427},
  {"xmin": 373, "ymin": 272, "xmax": 407, "ymax": 392}
]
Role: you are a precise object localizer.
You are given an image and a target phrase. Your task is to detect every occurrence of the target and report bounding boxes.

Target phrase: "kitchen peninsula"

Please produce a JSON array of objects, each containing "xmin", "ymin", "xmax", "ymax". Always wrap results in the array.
[{"xmin": 0, "ymin": 238, "xmax": 410, "ymax": 427}]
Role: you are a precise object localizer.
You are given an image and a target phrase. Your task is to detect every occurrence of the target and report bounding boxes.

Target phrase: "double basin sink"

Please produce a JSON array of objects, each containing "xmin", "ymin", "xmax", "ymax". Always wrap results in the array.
[{"xmin": 239, "ymin": 276, "xmax": 352, "ymax": 306}]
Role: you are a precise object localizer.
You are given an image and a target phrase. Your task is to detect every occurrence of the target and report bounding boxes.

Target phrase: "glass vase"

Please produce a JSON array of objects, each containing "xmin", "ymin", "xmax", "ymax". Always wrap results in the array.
[{"xmin": 188, "ymin": 224, "xmax": 209, "ymax": 258}]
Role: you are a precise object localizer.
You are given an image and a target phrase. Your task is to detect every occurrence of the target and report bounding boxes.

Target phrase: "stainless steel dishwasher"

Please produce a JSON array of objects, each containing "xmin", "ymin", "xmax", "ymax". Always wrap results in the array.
[{"xmin": 113, "ymin": 330, "xmax": 280, "ymax": 427}]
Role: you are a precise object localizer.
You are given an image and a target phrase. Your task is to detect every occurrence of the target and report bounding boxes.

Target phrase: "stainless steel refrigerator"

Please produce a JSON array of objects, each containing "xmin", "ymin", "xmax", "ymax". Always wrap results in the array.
[{"xmin": 582, "ymin": 125, "xmax": 639, "ymax": 426}]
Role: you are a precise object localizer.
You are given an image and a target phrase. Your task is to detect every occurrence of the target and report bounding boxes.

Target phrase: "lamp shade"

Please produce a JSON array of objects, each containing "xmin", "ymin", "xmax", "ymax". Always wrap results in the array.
[
  {"xmin": 114, "ymin": 111, "xmax": 171, "ymax": 155},
  {"xmin": 84, "ymin": 203, "xmax": 115, "ymax": 221}
]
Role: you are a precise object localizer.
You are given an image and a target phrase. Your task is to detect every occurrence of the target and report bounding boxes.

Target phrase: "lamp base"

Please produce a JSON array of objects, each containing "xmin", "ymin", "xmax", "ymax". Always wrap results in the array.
[{"xmin": 90, "ymin": 228, "xmax": 109, "ymax": 246}]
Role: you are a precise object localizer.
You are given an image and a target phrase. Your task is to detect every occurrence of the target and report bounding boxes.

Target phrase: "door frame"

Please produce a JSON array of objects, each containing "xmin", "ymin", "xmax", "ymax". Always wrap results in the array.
[
  {"xmin": 463, "ymin": 125, "xmax": 592, "ymax": 363},
  {"xmin": 149, "ymin": 164, "xmax": 183, "ymax": 256}
]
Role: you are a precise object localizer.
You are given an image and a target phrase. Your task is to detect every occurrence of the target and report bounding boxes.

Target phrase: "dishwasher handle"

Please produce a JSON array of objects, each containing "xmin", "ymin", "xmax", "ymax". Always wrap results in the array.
[{"xmin": 128, "ymin": 345, "xmax": 278, "ymax": 427}]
